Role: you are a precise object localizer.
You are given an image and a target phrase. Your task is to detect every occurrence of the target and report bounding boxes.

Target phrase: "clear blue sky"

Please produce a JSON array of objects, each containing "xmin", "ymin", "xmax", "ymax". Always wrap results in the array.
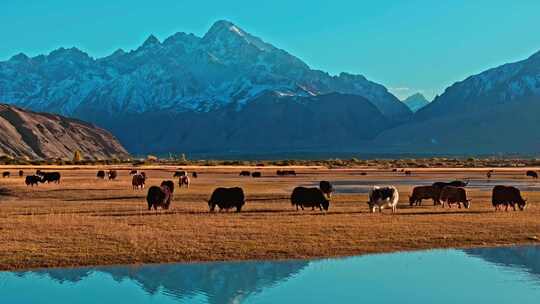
[{"xmin": 2, "ymin": 0, "xmax": 540, "ymax": 99}]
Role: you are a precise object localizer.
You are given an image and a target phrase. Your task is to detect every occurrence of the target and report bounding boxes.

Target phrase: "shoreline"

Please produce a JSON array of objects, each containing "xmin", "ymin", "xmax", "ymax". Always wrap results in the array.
[{"xmin": 2, "ymin": 241, "xmax": 539, "ymax": 272}]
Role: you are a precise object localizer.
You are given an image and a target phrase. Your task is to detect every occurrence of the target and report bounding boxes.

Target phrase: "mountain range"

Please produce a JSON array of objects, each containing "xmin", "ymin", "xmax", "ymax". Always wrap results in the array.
[
  {"xmin": 0, "ymin": 20, "xmax": 411, "ymax": 154},
  {"xmin": 1, "ymin": 20, "xmax": 539, "ymax": 156},
  {"xmin": 0, "ymin": 104, "xmax": 128, "ymax": 159},
  {"xmin": 374, "ymin": 50, "xmax": 540, "ymax": 154}
]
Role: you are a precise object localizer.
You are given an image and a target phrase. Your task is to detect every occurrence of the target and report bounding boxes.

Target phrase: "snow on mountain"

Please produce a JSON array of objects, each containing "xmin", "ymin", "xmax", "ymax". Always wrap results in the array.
[
  {"xmin": 0, "ymin": 20, "xmax": 410, "ymax": 121},
  {"xmin": 415, "ymin": 50, "xmax": 540, "ymax": 120}
]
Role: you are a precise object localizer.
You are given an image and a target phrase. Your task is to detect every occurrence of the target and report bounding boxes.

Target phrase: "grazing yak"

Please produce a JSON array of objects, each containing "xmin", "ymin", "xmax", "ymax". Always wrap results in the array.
[
  {"xmin": 439, "ymin": 186, "xmax": 470, "ymax": 209},
  {"xmin": 251, "ymin": 172, "xmax": 262, "ymax": 178},
  {"xmin": 526, "ymin": 170, "xmax": 538, "ymax": 179},
  {"xmin": 19, "ymin": 170, "xmax": 24, "ymax": 177},
  {"xmin": 367, "ymin": 186, "xmax": 399, "ymax": 213},
  {"xmin": 291, "ymin": 187, "xmax": 330, "ymax": 211},
  {"xmin": 179, "ymin": 175, "xmax": 190, "ymax": 188},
  {"xmin": 132, "ymin": 174, "xmax": 146, "ymax": 189},
  {"xmin": 409, "ymin": 185, "xmax": 441, "ymax": 206},
  {"xmin": 146, "ymin": 180, "xmax": 174, "ymax": 211},
  {"xmin": 129, "ymin": 169, "xmax": 138, "ymax": 175},
  {"xmin": 492, "ymin": 185, "xmax": 527, "ymax": 211},
  {"xmin": 97, "ymin": 170, "xmax": 106, "ymax": 179},
  {"xmin": 192, "ymin": 172, "xmax": 198, "ymax": 178},
  {"xmin": 2, "ymin": 171, "xmax": 10, "ymax": 178},
  {"xmin": 25, "ymin": 175, "xmax": 41, "ymax": 186},
  {"xmin": 319, "ymin": 181, "xmax": 334, "ymax": 198},
  {"xmin": 208, "ymin": 187, "xmax": 245, "ymax": 212},
  {"xmin": 239, "ymin": 171, "xmax": 251, "ymax": 177},
  {"xmin": 108, "ymin": 170, "xmax": 118, "ymax": 180},
  {"xmin": 173, "ymin": 171, "xmax": 187, "ymax": 177},
  {"xmin": 39, "ymin": 172, "xmax": 61, "ymax": 184},
  {"xmin": 404, "ymin": 171, "xmax": 412, "ymax": 176}
]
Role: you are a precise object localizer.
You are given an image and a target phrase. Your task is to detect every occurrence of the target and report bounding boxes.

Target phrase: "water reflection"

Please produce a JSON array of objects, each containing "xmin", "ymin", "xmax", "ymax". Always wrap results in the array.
[
  {"xmin": 1, "ymin": 246, "xmax": 539, "ymax": 303},
  {"xmin": 6, "ymin": 260, "xmax": 308, "ymax": 304},
  {"xmin": 465, "ymin": 245, "xmax": 540, "ymax": 280}
]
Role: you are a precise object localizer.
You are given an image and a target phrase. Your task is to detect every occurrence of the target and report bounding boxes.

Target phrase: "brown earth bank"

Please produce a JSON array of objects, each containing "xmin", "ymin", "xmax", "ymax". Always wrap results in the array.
[
  {"xmin": 0, "ymin": 104, "xmax": 129, "ymax": 160},
  {"xmin": 0, "ymin": 166, "xmax": 539, "ymax": 271}
]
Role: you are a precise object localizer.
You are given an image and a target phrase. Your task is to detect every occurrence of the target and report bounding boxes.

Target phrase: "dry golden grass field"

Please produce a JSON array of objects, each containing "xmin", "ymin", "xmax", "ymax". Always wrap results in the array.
[{"xmin": 0, "ymin": 165, "xmax": 539, "ymax": 271}]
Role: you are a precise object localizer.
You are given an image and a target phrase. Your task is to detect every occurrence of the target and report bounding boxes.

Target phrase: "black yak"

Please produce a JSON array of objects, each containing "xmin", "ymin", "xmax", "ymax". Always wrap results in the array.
[
  {"xmin": 526, "ymin": 171, "xmax": 538, "ymax": 179},
  {"xmin": 132, "ymin": 174, "xmax": 146, "ymax": 189},
  {"xmin": 25, "ymin": 175, "xmax": 41, "ymax": 186},
  {"xmin": 291, "ymin": 187, "xmax": 329, "ymax": 211},
  {"xmin": 439, "ymin": 186, "xmax": 470, "ymax": 209},
  {"xmin": 146, "ymin": 182, "xmax": 173, "ymax": 211},
  {"xmin": 208, "ymin": 187, "xmax": 245, "ymax": 212},
  {"xmin": 409, "ymin": 185, "xmax": 441, "ymax": 206},
  {"xmin": 492, "ymin": 185, "xmax": 527, "ymax": 211},
  {"xmin": 40, "ymin": 172, "xmax": 61, "ymax": 184}
]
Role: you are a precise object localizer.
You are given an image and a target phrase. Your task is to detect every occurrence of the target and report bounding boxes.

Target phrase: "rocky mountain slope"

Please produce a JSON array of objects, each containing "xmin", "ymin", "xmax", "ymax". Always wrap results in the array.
[
  {"xmin": 100, "ymin": 92, "xmax": 390, "ymax": 154},
  {"xmin": 402, "ymin": 93, "xmax": 429, "ymax": 112},
  {"xmin": 0, "ymin": 104, "xmax": 128, "ymax": 159},
  {"xmin": 416, "ymin": 50, "xmax": 540, "ymax": 121},
  {"xmin": 370, "ymin": 50, "xmax": 540, "ymax": 154}
]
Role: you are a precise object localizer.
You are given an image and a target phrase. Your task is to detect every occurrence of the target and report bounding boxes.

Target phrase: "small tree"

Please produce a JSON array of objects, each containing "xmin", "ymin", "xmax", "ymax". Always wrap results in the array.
[{"xmin": 73, "ymin": 150, "xmax": 82, "ymax": 162}]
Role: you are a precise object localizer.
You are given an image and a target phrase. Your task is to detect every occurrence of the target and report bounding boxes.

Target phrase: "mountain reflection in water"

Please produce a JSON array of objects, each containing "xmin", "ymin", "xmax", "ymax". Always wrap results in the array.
[
  {"xmin": 12, "ymin": 260, "xmax": 308, "ymax": 304},
  {"xmin": 2, "ymin": 246, "xmax": 540, "ymax": 303},
  {"xmin": 465, "ymin": 245, "xmax": 540, "ymax": 281}
]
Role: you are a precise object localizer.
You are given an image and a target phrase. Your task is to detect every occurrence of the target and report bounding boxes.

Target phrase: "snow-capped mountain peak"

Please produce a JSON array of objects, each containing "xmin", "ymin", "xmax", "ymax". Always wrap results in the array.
[{"xmin": 0, "ymin": 20, "xmax": 411, "ymax": 120}]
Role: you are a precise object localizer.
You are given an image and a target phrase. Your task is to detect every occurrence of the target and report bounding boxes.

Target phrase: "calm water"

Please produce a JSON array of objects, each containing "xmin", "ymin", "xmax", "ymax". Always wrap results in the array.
[{"xmin": 1, "ymin": 246, "xmax": 539, "ymax": 303}]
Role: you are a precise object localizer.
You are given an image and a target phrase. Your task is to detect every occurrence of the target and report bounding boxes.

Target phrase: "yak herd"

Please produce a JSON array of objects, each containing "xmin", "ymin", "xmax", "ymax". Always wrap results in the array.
[
  {"xmin": 2, "ymin": 168, "xmax": 534, "ymax": 214},
  {"xmin": 143, "ymin": 169, "xmax": 531, "ymax": 214}
]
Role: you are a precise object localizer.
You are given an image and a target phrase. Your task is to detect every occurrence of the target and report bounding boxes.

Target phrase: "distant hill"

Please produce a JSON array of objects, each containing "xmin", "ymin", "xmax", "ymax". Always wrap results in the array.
[
  {"xmin": 402, "ymin": 93, "xmax": 429, "ymax": 112},
  {"xmin": 370, "ymin": 50, "xmax": 540, "ymax": 154},
  {"xmin": 99, "ymin": 92, "xmax": 390, "ymax": 154},
  {"xmin": 416, "ymin": 50, "xmax": 540, "ymax": 122},
  {"xmin": 0, "ymin": 104, "xmax": 128, "ymax": 159}
]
